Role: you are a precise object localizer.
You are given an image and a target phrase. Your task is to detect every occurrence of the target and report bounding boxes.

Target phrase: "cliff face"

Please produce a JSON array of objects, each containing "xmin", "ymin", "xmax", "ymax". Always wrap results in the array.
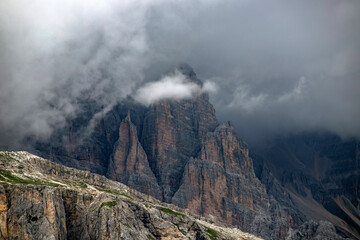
[
  {"xmin": 1, "ymin": 185, "xmax": 206, "ymax": 240},
  {"xmin": 0, "ymin": 151, "xmax": 261, "ymax": 240},
  {"xmin": 29, "ymin": 65, "xmax": 353, "ymax": 239},
  {"xmin": 32, "ymin": 99, "xmax": 147, "ymax": 176},
  {"xmin": 172, "ymin": 122, "xmax": 290, "ymax": 238},
  {"xmin": 141, "ymin": 93, "xmax": 218, "ymax": 202},
  {"xmin": 252, "ymin": 133, "xmax": 360, "ymax": 239},
  {"xmin": 107, "ymin": 112, "xmax": 161, "ymax": 197},
  {"xmin": 34, "ymin": 98, "xmax": 293, "ymax": 239}
]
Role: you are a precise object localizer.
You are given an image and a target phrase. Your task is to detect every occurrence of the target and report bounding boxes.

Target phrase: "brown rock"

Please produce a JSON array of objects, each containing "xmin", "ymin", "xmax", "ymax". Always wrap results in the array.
[
  {"xmin": 141, "ymin": 93, "xmax": 218, "ymax": 202},
  {"xmin": 0, "ymin": 151, "xmax": 261, "ymax": 240},
  {"xmin": 0, "ymin": 185, "xmax": 67, "ymax": 240},
  {"xmin": 172, "ymin": 122, "xmax": 291, "ymax": 239},
  {"xmin": 0, "ymin": 186, "xmax": 8, "ymax": 239},
  {"xmin": 107, "ymin": 112, "xmax": 161, "ymax": 197}
]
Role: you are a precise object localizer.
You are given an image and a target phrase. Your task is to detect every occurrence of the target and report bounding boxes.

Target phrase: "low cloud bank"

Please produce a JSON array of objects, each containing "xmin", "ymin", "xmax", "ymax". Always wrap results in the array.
[
  {"xmin": 134, "ymin": 70, "xmax": 216, "ymax": 106},
  {"xmin": 0, "ymin": 0, "xmax": 359, "ymax": 147}
]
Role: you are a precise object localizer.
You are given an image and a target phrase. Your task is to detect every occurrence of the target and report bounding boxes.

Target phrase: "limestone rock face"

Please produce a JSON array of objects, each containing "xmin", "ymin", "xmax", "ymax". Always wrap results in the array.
[
  {"xmin": 0, "ymin": 185, "xmax": 67, "ymax": 240},
  {"xmin": 287, "ymin": 220, "xmax": 346, "ymax": 240},
  {"xmin": 198, "ymin": 122, "xmax": 252, "ymax": 173},
  {"xmin": 172, "ymin": 122, "xmax": 291, "ymax": 239},
  {"xmin": 29, "ymin": 66, "xmax": 294, "ymax": 239},
  {"xmin": 172, "ymin": 122, "xmax": 258, "ymax": 213},
  {"xmin": 141, "ymin": 93, "xmax": 218, "ymax": 202},
  {"xmin": 0, "ymin": 151, "xmax": 262, "ymax": 240},
  {"xmin": 28, "ymin": 65, "xmax": 355, "ymax": 239},
  {"xmin": 252, "ymin": 133, "xmax": 360, "ymax": 239},
  {"xmin": 32, "ymin": 100, "xmax": 147, "ymax": 176},
  {"xmin": 107, "ymin": 112, "xmax": 161, "ymax": 197}
]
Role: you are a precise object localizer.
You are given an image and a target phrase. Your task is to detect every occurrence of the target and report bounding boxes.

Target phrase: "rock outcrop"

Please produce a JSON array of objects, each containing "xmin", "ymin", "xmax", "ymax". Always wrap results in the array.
[
  {"xmin": 141, "ymin": 92, "xmax": 218, "ymax": 202},
  {"xmin": 252, "ymin": 133, "xmax": 360, "ymax": 239},
  {"xmin": 172, "ymin": 122, "xmax": 293, "ymax": 239},
  {"xmin": 27, "ymin": 65, "xmax": 355, "ymax": 239},
  {"xmin": 0, "ymin": 151, "xmax": 262, "ymax": 240},
  {"xmin": 287, "ymin": 220, "xmax": 346, "ymax": 240},
  {"xmin": 107, "ymin": 112, "xmax": 161, "ymax": 197}
]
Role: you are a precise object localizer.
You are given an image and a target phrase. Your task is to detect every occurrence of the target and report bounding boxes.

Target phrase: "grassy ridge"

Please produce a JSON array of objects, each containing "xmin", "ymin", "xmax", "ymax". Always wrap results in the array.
[
  {"xmin": 0, "ymin": 170, "xmax": 60, "ymax": 187},
  {"xmin": 160, "ymin": 207, "xmax": 186, "ymax": 217},
  {"xmin": 99, "ymin": 201, "xmax": 117, "ymax": 209}
]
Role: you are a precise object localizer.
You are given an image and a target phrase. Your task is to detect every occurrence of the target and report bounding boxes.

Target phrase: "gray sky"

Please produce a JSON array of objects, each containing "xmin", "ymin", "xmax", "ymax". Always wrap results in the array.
[{"xmin": 1, "ymin": 0, "xmax": 359, "ymax": 146}]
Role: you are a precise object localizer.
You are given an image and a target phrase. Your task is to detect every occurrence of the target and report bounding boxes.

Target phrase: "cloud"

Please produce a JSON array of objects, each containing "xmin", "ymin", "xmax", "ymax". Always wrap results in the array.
[
  {"xmin": 228, "ymin": 84, "xmax": 268, "ymax": 111},
  {"xmin": 134, "ymin": 70, "xmax": 215, "ymax": 106},
  {"xmin": 277, "ymin": 77, "xmax": 306, "ymax": 103},
  {"xmin": 203, "ymin": 81, "xmax": 218, "ymax": 93},
  {"xmin": 0, "ymin": 0, "xmax": 152, "ymax": 146},
  {"xmin": 0, "ymin": 0, "xmax": 360, "ymax": 147}
]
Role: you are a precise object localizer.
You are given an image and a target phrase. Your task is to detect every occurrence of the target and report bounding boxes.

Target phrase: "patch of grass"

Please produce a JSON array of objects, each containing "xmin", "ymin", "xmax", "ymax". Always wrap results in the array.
[
  {"xmin": 0, "ymin": 174, "xmax": 6, "ymax": 181},
  {"xmin": 0, "ymin": 170, "xmax": 38, "ymax": 184},
  {"xmin": 94, "ymin": 186, "xmax": 133, "ymax": 200},
  {"xmin": 0, "ymin": 170, "xmax": 60, "ymax": 187},
  {"xmin": 202, "ymin": 225, "xmax": 218, "ymax": 240},
  {"xmin": 160, "ymin": 207, "xmax": 186, "ymax": 217},
  {"xmin": 119, "ymin": 192, "xmax": 133, "ymax": 200},
  {"xmin": 99, "ymin": 200, "xmax": 117, "ymax": 209},
  {"xmin": 95, "ymin": 186, "xmax": 118, "ymax": 194},
  {"xmin": 77, "ymin": 182, "xmax": 87, "ymax": 188}
]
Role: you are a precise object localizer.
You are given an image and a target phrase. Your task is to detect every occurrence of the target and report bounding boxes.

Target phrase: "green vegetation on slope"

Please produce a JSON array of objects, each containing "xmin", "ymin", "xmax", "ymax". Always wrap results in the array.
[
  {"xmin": 160, "ymin": 207, "xmax": 186, "ymax": 217},
  {"xmin": 77, "ymin": 182, "xmax": 87, "ymax": 188},
  {"xmin": 202, "ymin": 225, "xmax": 219, "ymax": 240},
  {"xmin": 95, "ymin": 186, "xmax": 133, "ymax": 200},
  {"xmin": 99, "ymin": 201, "xmax": 117, "ymax": 209},
  {"xmin": 0, "ymin": 170, "xmax": 60, "ymax": 187}
]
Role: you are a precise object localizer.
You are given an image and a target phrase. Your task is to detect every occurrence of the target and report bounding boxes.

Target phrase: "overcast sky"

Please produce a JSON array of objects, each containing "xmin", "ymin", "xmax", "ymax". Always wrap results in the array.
[{"xmin": 0, "ymin": 0, "xmax": 359, "ymax": 146}]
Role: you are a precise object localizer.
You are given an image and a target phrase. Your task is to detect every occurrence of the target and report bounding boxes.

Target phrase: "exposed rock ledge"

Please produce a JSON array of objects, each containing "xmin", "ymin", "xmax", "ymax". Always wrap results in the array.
[{"xmin": 0, "ymin": 151, "xmax": 262, "ymax": 240}]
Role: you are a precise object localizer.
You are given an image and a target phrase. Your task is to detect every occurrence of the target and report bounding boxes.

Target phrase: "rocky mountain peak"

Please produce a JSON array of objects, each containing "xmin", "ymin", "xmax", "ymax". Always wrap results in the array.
[
  {"xmin": 176, "ymin": 63, "xmax": 203, "ymax": 86},
  {"xmin": 31, "ymin": 65, "xmax": 289, "ymax": 238},
  {"xmin": 28, "ymin": 64, "xmax": 355, "ymax": 239},
  {"xmin": 124, "ymin": 110, "xmax": 131, "ymax": 122}
]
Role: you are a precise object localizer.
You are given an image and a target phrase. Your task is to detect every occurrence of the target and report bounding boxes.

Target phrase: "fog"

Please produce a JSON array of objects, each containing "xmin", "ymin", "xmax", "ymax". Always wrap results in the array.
[
  {"xmin": 1, "ymin": 0, "xmax": 359, "ymax": 147},
  {"xmin": 134, "ymin": 70, "xmax": 215, "ymax": 106}
]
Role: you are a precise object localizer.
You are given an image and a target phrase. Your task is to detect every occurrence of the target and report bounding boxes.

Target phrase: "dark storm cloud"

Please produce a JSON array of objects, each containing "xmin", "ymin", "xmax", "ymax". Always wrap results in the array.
[
  {"xmin": 0, "ymin": 0, "xmax": 151, "ymax": 146},
  {"xmin": 185, "ymin": 0, "xmax": 360, "ymax": 142},
  {"xmin": 0, "ymin": 0, "xmax": 359, "ymax": 147}
]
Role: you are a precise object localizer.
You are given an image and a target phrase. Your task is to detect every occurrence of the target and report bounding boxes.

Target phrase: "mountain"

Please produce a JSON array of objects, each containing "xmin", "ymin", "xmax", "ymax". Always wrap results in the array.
[
  {"xmin": 0, "ymin": 151, "xmax": 263, "ymax": 240},
  {"xmin": 252, "ymin": 132, "xmax": 360, "ymax": 239},
  {"xmin": 26, "ymin": 64, "xmax": 356, "ymax": 239}
]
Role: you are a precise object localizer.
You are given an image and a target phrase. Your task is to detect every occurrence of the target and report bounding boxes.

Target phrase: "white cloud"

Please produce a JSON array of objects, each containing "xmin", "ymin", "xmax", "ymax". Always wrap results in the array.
[
  {"xmin": 1, "ymin": 0, "xmax": 360, "ymax": 146},
  {"xmin": 277, "ymin": 76, "xmax": 306, "ymax": 102},
  {"xmin": 203, "ymin": 81, "xmax": 218, "ymax": 93},
  {"xmin": 0, "ymin": 0, "xmax": 152, "ymax": 141},
  {"xmin": 134, "ymin": 70, "xmax": 216, "ymax": 106},
  {"xmin": 228, "ymin": 84, "xmax": 267, "ymax": 111}
]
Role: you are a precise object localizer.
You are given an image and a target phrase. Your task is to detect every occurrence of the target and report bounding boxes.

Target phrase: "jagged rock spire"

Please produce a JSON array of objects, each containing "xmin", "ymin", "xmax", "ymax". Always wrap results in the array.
[
  {"xmin": 176, "ymin": 63, "xmax": 203, "ymax": 86},
  {"xmin": 124, "ymin": 110, "xmax": 131, "ymax": 122}
]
